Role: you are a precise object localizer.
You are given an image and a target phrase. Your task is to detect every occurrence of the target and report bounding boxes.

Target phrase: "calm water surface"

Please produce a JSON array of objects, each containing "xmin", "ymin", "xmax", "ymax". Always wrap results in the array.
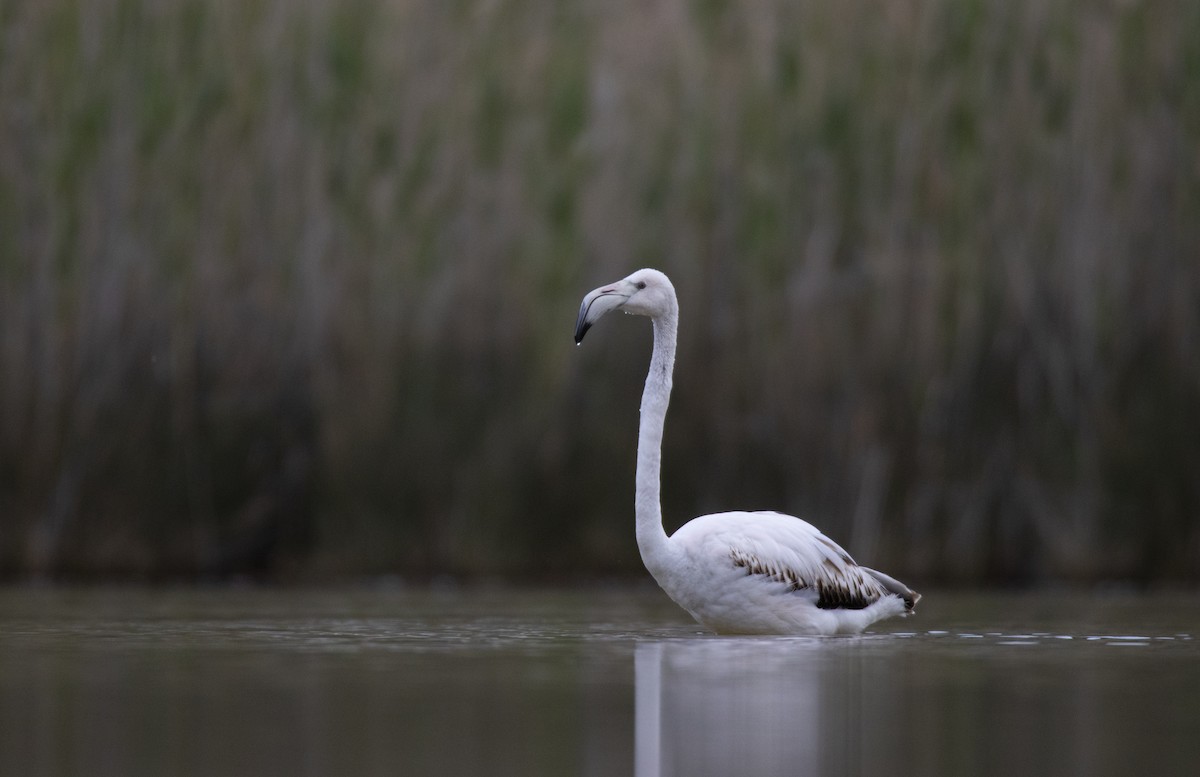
[{"xmin": 1, "ymin": 587, "xmax": 1198, "ymax": 776}]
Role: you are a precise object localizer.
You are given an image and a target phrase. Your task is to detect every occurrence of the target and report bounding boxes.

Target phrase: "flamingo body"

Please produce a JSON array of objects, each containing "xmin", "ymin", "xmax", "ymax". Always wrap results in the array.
[{"xmin": 655, "ymin": 510, "xmax": 915, "ymax": 635}]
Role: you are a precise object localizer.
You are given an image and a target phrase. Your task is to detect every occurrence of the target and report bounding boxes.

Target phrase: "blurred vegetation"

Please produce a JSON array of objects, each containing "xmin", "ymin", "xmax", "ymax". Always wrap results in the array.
[{"xmin": 1, "ymin": 0, "xmax": 1198, "ymax": 584}]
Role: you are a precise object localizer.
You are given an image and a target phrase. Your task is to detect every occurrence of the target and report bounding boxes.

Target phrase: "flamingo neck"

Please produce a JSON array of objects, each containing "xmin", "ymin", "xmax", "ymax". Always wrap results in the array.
[{"xmin": 635, "ymin": 306, "xmax": 678, "ymax": 575}]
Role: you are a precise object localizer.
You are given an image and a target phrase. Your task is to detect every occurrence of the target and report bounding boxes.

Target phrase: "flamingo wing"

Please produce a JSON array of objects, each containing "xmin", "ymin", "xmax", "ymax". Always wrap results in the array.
[{"xmin": 678, "ymin": 511, "xmax": 909, "ymax": 611}]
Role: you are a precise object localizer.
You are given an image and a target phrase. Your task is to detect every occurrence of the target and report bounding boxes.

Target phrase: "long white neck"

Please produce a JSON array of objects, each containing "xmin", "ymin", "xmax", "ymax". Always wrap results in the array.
[{"xmin": 635, "ymin": 303, "xmax": 678, "ymax": 577}]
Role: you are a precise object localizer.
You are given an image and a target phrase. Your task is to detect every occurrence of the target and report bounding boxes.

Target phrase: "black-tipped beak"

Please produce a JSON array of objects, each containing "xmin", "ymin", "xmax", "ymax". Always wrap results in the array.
[
  {"xmin": 574, "ymin": 286, "xmax": 627, "ymax": 345},
  {"xmin": 574, "ymin": 295, "xmax": 593, "ymax": 343}
]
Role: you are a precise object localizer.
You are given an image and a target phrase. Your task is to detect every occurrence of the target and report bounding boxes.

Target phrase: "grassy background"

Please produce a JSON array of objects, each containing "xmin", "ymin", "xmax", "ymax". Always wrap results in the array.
[{"xmin": 1, "ymin": 0, "xmax": 1198, "ymax": 584}]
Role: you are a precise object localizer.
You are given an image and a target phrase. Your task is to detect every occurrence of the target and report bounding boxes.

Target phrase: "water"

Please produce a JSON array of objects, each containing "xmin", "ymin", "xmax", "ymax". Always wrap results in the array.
[{"xmin": 1, "ymin": 587, "xmax": 1197, "ymax": 777}]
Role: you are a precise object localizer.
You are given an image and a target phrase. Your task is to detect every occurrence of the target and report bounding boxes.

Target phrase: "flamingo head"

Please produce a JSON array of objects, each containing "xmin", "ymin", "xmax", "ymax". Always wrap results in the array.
[{"xmin": 574, "ymin": 268, "xmax": 676, "ymax": 344}]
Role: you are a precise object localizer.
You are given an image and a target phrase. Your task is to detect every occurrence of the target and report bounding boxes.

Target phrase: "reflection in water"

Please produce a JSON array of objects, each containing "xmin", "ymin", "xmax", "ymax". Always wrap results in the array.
[
  {"xmin": 638, "ymin": 637, "xmax": 902, "ymax": 777},
  {"xmin": 637, "ymin": 639, "xmax": 823, "ymax": 777},
  {"xmin": 635, "ymin": 630, "xmax": 1200, "ymax": 777},
  {"xmin": 2, "ymin": 589, "xmax": 1199, "ymax": 777}
]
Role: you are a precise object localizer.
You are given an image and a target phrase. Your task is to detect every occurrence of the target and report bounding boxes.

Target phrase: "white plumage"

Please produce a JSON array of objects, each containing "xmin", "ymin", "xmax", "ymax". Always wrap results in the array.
[{"xmin": 575, "ymin": 268, "xmax": 919, "ymax": 635}]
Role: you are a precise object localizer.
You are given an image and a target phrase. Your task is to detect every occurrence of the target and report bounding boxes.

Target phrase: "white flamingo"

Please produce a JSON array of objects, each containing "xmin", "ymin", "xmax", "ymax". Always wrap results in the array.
[{"xmin": 575, "ymin": 269, "xmax": 920, "ymax": 635}]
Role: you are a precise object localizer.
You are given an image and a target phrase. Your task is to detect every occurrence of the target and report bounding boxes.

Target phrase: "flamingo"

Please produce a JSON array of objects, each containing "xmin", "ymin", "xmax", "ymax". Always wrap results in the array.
[{"xmin": 575, "ymin": 268, "xmax": 920, "ymax": 635}]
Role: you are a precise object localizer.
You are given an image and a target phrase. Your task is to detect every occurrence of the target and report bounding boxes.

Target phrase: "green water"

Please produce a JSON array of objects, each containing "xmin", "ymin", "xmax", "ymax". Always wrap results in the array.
[{"xmin": 1, "ymin": 588, "xmax": 1197, "ymax": 776}]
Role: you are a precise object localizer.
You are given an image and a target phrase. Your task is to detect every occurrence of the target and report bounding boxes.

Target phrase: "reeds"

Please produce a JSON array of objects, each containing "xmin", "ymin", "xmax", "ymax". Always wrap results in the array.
[{"xmin": 1, "ymin": 0, "xmax": 1198, "ymax": 582}]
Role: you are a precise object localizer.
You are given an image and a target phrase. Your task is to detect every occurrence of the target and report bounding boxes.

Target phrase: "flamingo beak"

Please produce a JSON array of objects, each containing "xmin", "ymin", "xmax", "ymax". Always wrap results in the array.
[{"xmin": 574, "ymin": 285, "xmax": 630, "ymax": 344}]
